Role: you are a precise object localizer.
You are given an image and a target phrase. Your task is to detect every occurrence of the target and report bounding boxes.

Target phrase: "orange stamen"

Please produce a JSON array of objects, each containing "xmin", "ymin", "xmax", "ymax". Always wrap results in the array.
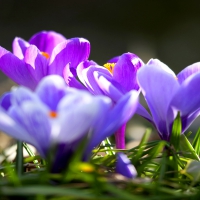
[
  {"xmin": 49, "ymin": 111, "xmax": 57, "ymax": 118},
  {"xmin": 41, "ymin": 52, "xmax": 50, "ymax": 59}
]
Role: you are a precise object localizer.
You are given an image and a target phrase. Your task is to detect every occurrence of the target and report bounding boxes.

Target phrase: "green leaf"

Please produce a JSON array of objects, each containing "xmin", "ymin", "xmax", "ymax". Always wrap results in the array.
[
  {"xmin": 170, "ymin": 112, "xmax": 181, "ymax": 150},
  {"xmin": 192, "ymin": 127, "xmax": 200, "ymax": 155},
  {"xmin": 179, "ymin": 134, "xmax": 200, "ymax": 161},
  {"xmin": 131, "ymin": 128, "xmax": 151, "ymax": 164}
]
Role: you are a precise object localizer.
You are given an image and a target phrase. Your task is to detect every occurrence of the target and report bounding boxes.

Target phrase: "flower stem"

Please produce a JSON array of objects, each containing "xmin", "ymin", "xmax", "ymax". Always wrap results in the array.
[{"xmin": 115, "ymin": 124, "xmax": 126, "ymax": 149}]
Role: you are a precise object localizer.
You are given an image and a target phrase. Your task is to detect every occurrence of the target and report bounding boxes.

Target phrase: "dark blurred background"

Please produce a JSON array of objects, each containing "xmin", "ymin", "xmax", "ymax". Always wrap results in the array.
[{"xmin": 1, "ymin": 0, "xmax": 200, "ymax": 148}]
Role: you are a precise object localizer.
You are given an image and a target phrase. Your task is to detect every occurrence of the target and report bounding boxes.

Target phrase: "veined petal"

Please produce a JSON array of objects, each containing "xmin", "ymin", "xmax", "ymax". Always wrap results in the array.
[
  {"xmin": 48, "ymin": 38, "xmax": 90, "ymax": 75},
  {"xmin": 116, "ymin": 153, "xmax": 137, "ymax": 179},
  {"xmin": 169, "ymin": 72, "xmax": 200, "ymax": 131},
  {"xmin": 88, "ymin": 90, "xmax": 139, "ymax": 150},
  {"xmin": 0, "ymin": 107, "xmax": 36, "ymax": 146},
  {"xmin": 63, "ymin": 63, "xmax": 87, "ymax": 90},
  {"xmin": 177, "ymin": 62, "xmax": 200, "ymax": 84},
  {"xmin": 137, "ymin": 64, "xmax": 179, "ymax": 140},
  {"xmin": 12, "ymin": 37, "xmax": 30, "ymax": 59},
  {"xmin": 77, "ymin": 65, "xmax": 109, "ymax": 95},
  {"xmin": 36, "ymin": 75, "xmax": 67, "ymax": 111},
  {"xmin": 76, "ymin": 60, "xmax": 98, "ymax": 86},
  {"xmin": 11, "ymin": 87, "xmax": 40, "ymax": 106},
  {"xmin": 113, "ymin": 53, "xmax": 144, "ymax": 91},
  {"xmin": 9, "ymin": 101, "xmax": 51, "ymax": 157},
  {"xmin": 24, "ymin": 45, "xmax": 48, "ymax": 82},
  {"xmin": 29, "ymin": 31, "xmax": 67, "ymax": 55},
  {"xmin": 147, "ymin": 59, "xmax": 176, "ymax": 77},
  {"xmin": 95, "ymin": 74, "xmax": 124, "ymax": 102},
  {"xmin": 0, "ymin": 46, "xmax": 37, "ymax": 89},
  {"xmin": 53, "ymin": 95, "xmax": 111, "ymax": 144}
]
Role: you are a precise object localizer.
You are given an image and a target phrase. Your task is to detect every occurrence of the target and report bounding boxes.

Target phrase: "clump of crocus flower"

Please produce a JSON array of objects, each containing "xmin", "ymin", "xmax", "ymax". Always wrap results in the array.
[
  {"xmin": 137, "ymin": 59, "xmax": 200, "ymax": 141},
  {"xmin": 0, "ymin": 75, "xmax": 139, "ymax": 172},
  {"xmin": 64, "ymin": 52, "xmax": 151, "ymax": 149},
  {"xmin": 0, "ymin": 31, "xmax": 90, "ymax": 90}
]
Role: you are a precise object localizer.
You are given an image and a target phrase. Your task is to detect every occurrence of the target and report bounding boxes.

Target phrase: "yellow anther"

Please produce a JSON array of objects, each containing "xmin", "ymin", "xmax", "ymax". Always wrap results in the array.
[
  {"xmin": 103, "ymin": 63, "xmax": 116, "ymax": 74},
  {"xmin": 41, "ymin": 52, "xmax": 50, "ymax": 59},
  {"xmin": 49, "ymin": 111, "xmax": 57, "ymax": 118}
]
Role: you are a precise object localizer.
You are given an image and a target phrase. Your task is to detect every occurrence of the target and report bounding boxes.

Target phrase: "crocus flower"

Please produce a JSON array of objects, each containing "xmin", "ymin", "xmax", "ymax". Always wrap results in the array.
[
  {"xmin": 0, "ymin": 75, "xmax": 139, "ymax": 172},
  {"xmin": 0, "ymin": 31, "xmax": 90, "ymax": 90},
  {"xmin": 137, "ymin": 59, "xmax": 200, "ymax": 141},
  {"xmin": 64, "ymin": 52, "xmax": 152, "ymax": 149},
  {"xmin": 116, "ymin": 153, "xmax": 137, "ymax": 179}
]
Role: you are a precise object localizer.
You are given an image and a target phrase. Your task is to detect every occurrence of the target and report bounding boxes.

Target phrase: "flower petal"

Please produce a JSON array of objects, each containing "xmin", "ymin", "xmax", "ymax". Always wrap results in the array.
[
  {"xmin": 169, "ymin": 72, "xmax": 200, "ymax": 132},
  {"xmin": 0, "ymin": 47, "xmax": 37, "ymax": 89},
  {"xmin": 9, "ymin": 101, "xmax": 51, "ymax": 157},
  {"xmin": 77, "ymin": 64, "xmax": 109, "ymax": 95},
  {"xmin": 63, "ymin": 63, "xmax": 87, "ymax": 90},
  {"xmin": 29, "ymin": 31, "xmax": 67, "ymax": 55},
  {"xmin": 0, "ymin": 107, "xmax": 36, "ymax": 146},
  {"xmin": 24, "ymin": 45, "xmax": 49, "ymax": 83},
  {"xmin": 177, "ymin": 62, "xmax": 200, "ymax": 84},
  {"xmin": 12, "ymin": 37, "xmax": 30, "ymax": 59},
  {"xmin": 54, "ymin": 93, "xmax": 112, "ymax": 144},
  {"xmin": 36, "ymin": 75, "xmax": 67, "ymax": 111},
  {"xmin": 113, "ymin": 53, "xmax": 144, "ymax": 91},
  {"xmin": 116, "ymin": 153, "xmax": 137, "ymax": 178},
  {"xmin": 0, "ymin": 92, "xmax": 12, "ymax": 111},
  {"xmin": 48, "ymin": 38, "xmax": 90, "ymax": 75},
  {"xmin": 137, "ymin": 64, "xmax": 179, "ymax": 140},
  {"xmin": 87, "ymin": 90, "xmax": 139, "ymax": 150}
]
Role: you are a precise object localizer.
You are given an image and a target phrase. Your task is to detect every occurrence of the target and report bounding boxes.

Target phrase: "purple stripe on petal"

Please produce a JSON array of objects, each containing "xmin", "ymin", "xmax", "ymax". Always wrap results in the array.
[
  {"xmin": 29, "ymin": 31, "xmax": 67, "ymax": 55},
  {"xmin": 48, "ymin": 38, "xmax": 90, "ymax": 75}
]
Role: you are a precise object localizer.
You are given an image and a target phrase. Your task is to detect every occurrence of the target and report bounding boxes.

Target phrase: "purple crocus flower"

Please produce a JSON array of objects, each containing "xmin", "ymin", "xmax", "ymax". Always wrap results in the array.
[
  {"xmin": 116, "ymin": 153, "xmax": 137, "ymax": 179},
  {"xmin": 0, "ymin": 31, "xmax": 90, "ymax": 90},
  {"xmin": 0, "ymin": 75, "xmax": 139, "ymax": 171},
  {"xmin": 137, "ymin": 59, "xmax": 200, "ymax": 141},
  {"xmin": 64, "ymin": 52, "xmax": 151, "ymax": 149}
]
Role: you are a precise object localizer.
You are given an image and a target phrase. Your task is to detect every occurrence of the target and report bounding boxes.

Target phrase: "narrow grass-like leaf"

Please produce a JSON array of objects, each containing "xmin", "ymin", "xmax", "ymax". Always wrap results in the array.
[
  {"xmin": 132, "ymin": 128, "xmax": 151, "ymax": 164},
  {"xmin": 192, "ymin": 127, "xmax": 200, "ymax": 155},
  {"xmin": 170, "ymin": 112, "xmax": 181, "ymax": 150},
  {"xmin": 179, "ymin": 134, "xmax": 200, "ymax": 161}
]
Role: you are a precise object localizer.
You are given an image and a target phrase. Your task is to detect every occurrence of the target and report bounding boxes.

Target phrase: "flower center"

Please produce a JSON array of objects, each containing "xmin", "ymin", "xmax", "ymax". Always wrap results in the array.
[
  {"xmin": 103, "ymin": 63, "xmax": 116, "ymax": 74},
  {"xmin": 49, "ymin": 111, "xmax": 57, "ymax": 118},
  {"xmin": 41, "ymin": 52, "xmax": 50, "ymax": 59}
]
